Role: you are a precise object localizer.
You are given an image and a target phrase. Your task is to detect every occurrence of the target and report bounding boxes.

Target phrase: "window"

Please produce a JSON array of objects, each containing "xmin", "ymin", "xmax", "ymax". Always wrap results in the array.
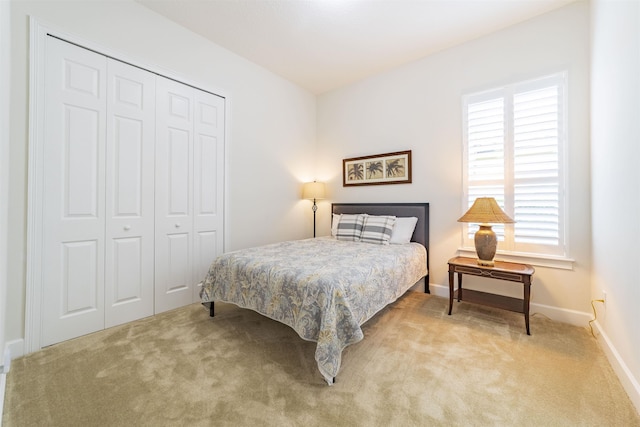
[{"xmin": 462, "ymin": 73, "xmax": 567, "ymax": 258}]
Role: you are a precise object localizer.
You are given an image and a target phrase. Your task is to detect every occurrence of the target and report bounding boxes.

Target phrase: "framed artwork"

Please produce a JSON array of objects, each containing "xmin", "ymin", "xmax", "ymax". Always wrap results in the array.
[{"xmin": 343, "ymin": 150, "xmax": 412, "ymax": 186}]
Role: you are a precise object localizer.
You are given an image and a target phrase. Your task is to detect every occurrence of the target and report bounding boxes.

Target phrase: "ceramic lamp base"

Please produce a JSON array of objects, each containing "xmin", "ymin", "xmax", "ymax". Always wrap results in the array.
[{"xmin": 474, "ymin": 224, "xmax": 497, "ymax": 266}]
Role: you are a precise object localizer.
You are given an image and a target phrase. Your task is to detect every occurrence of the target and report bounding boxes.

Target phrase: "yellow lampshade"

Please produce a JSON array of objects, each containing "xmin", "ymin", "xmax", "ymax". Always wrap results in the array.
[
  {"xmin": 457, "ymin": 197, "xmax": 514, "ymax": 224},
  {"xmin": 302, "ymin": 181, "xmax": 326, "ymax": 200}
]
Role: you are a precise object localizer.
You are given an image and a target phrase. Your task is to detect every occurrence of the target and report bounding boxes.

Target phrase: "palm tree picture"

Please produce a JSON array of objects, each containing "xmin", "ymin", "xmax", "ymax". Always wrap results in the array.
[
  {"xmin": 343, "ymin": 150, "xmax": 411, "ymax": 186},
  {"xmin": 366, "ymin": 161, "xmax": 383, "ymax": 179},
  {"xmin": 385, "ymin": 159, "xmax": 405, "ymax": 178},
  {"xmin": 348, "ymin": 163, "xmax": 364, "ymax": 180}
]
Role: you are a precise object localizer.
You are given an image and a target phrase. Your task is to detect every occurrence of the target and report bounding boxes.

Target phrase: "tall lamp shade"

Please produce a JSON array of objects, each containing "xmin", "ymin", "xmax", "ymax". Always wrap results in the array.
[
  {"xmin": 302, "ymin": 181, "xmax": 326, "ymax": 238},
  {"xmin": 458, "ymin": 197, "xmax": 514, "ymax": 266}
]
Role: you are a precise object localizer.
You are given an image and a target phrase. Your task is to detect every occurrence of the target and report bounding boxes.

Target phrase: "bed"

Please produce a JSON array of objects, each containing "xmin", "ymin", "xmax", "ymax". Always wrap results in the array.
[{"xmin": 199, "ymin": 202, "xmax": 429, "ymax": 384}]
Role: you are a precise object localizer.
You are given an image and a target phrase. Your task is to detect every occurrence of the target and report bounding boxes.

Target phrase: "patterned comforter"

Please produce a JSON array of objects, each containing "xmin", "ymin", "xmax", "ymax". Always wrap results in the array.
[{"xmin": 199, "ymin": 237, "xmax": 428, "ymax": 384}]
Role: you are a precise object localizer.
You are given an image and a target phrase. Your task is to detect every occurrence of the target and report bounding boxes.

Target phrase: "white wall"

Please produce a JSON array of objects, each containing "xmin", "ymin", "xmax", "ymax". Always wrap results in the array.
[
  {"xmin": 317, "ymin": 2, "xmax": 592, "ymax": 320},
  {"xmin": 7, "ymin": 0, "xmax": 316, "ymax": 351},
  {"xmin": 591, "ymin": 0, "xmax": 640, "ymax": 412}
]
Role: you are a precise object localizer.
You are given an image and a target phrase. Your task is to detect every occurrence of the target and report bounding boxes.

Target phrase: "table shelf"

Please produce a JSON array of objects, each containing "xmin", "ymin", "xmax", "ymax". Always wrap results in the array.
[{"xmin": 453, "ymin": 288, "xmax": 524, "ymax": 314}]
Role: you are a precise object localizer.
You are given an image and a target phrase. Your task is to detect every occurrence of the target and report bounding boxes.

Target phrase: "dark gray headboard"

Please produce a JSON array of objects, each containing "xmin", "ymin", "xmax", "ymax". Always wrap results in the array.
[
  {"xmin": 331, "ymin": 203, "xmax": 430, "ymax": 290},
  {"xmin": 331, "ymin": 203, "xmax": 429, "ymax": 247}
]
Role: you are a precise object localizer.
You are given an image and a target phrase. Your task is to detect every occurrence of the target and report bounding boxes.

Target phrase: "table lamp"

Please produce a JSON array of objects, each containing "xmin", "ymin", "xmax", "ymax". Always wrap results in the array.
[
  {"xmin": 457, "ymin": 197, "xmax": 514, "ymax": 266},
  {"xmin": 302, "ymin": 181, "xmax": 326, "ymax": 237}
]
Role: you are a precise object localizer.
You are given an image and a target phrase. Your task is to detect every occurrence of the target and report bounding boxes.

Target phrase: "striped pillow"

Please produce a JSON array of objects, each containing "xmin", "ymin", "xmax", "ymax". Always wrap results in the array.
[
  {"xmin": 361, "ymin": 215, "xmax": 396, "ymax": 245},
  {"xmin": 336, "ymin": 214, "xmax": 366, "ymax": 241}
]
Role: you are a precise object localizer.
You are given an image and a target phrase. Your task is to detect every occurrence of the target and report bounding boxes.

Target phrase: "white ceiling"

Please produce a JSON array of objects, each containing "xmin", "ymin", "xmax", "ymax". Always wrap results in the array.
[{"xmin": 137, "ymin": 0, "xmax": 576, "ymax": 94}]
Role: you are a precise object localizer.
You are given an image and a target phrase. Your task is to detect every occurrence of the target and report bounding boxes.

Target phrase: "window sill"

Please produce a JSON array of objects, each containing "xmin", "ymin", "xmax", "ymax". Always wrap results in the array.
[{"xmin": 456, "ymin": 248, "xmax": 575, "ymax": 270}]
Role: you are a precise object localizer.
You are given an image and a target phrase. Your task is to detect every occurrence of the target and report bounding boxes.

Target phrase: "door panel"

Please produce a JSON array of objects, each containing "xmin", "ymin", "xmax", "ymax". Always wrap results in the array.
[
  {"xmin": 111, "ymin": 237, "xmax": 144, "ymax": 304},
  {"xmin": 112, "ymin": 116, "xmax": 143, "ymax": 215},
  {"xmin": 195, "ymin": 231, "xmax": 217, "ymax": 279},
  {"xmin": 166, "ymin": 233, "xmax": 190, "ymax": 293},
  {"xmin": 61, "ymin": 240, "xmax": 99, "ymax": 316},
  {"xmin": 168, "ymin": 128, "xmax": 191, "ymax": 215},
  {"xmin": 63, "ymin": 106, "xmax": 100, "ymax": 217},
  {"xmin": 155, "ymin": 77, "xmax": 195, "ymax": 313},
  {"xmin": 42, "ymin": 37, "xmax": 107, "ymax": 346},
  {"xmin": 196, "ymin": 135, "xmax": 217, "ymax": 214},
  {"xmin": 192, "ymin": 91, "xmax": 225, "ymax": 300},
  {"xmin": 105, "ymin": 59, "xmax": 155, "ymax": 327}
]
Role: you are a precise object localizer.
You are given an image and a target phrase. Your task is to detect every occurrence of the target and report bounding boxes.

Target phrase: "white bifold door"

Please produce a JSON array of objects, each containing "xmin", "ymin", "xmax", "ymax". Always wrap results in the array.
[
  {"xmin": 40, "ymin": 36, "xmax": 224, "ymax": 347},
  {"xmin": 154, "ymin": 77, "xmax": 225, "ymax": 313},
  {"xmin": 42, "ymin": 38, "xmax": 109, "ymax": 346},
  {"xmin": 104, "ymin": 60, "xmax": 156, "ymax": 329}
]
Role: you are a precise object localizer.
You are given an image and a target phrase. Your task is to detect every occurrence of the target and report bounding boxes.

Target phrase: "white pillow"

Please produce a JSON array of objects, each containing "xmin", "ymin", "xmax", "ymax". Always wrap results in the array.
[
  {"xmin": 389, "ymin": 217, "xmax": 418, "ymax": 244},
  {"xmin": 331, "ymin": 213, "xmax": 341, "ymax": 237}
]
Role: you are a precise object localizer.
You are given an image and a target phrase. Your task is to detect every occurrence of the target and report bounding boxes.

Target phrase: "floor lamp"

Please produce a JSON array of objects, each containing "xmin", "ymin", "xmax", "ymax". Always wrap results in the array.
[{"xmin": 302, "ymin": 181, "xmax": 326, "ymax": 238}]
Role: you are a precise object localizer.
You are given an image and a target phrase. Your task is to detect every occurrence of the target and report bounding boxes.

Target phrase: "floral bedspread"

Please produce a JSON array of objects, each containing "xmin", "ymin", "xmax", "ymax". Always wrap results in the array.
[{"xmin": 199, "ymin": 237, "xmax": 428, "ymax": 384}]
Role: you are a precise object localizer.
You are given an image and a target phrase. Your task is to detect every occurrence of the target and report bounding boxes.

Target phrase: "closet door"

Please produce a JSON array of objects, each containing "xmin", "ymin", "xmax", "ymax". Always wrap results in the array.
[
  {"xmin": 41, "ymin": 37, "xmax": 107, "ymax": 346},
  {"xmin": 155, "ymin": 77, "xmax": 195, "ymax": 313},
  {"xmin": 192, "ymin": 90, "xmax": 225, "ymax": 301},
  {"xmin": 35, "ymin": 34, "xmax": 226, "ymax": 347},
  {"xmin": 104, "ymin": 59, "xmax": 156, "ymax": 327},
  {"xmin": 155, "ymin": 77, "xmax": 225, "ymax": 311}
]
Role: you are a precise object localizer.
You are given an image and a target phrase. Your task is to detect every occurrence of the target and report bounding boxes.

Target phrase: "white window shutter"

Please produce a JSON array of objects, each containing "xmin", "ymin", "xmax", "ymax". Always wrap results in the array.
[
  {"xmin": 462, "ymin": 73, "xmax": 566, "ymax": 257},
  {"xmin": 464, "ymin": 95, "xmax": 506, "ymax": 241},
  {"xmin": 467, "ymin": 97, "xmax": 504, "ymax": 182},
  {"xmin": 513, "ymin": 83, "xmax": 561, "ymax": 246}
]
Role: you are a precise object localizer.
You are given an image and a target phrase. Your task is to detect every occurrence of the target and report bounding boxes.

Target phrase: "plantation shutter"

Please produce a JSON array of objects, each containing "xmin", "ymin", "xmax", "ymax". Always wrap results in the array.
[
  {"xmin": 462, "ymin": 73, "xmax": 566, "ymax": 256},
  {"xmin": 465, "ymin": 93, "xmax": 506, "ymax": 241},
  {"xmin": 513, "ymin": 79, "xmax": 563, "ymax": 247}
]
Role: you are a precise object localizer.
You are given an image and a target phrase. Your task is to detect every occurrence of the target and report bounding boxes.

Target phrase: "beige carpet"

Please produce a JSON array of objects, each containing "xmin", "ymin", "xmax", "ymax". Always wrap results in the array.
[{"xmin": 3, "ymin": 292, "xmax": 639, "ymax": 426}]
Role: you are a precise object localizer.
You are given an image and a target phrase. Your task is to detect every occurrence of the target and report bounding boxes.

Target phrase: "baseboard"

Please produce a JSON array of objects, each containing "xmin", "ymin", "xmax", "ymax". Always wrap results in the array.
[
  {"xmin": 427, "ymin": 282, "xmax": 450, "ymax": 299},
  {"xmin": 428, "ymin": 283, "xmax": 592, "ymax": 327},
  {"xmin": 594, "ymin": 321, "xmax": 640, "ymax": 415},
  {"xmin": 528, "ymin": 301, "xmax": 591, "ymax": 327},
  {"xmin": 4, "ymin": 339, "xmax": 23, "ymax": 363},
  {"xmin": 0, "ymin": 344, "xmax": 10, "ymax": 427},
  {"xmin": 0, "ymin": 371, "xmax": 5, "ymax": 427}
]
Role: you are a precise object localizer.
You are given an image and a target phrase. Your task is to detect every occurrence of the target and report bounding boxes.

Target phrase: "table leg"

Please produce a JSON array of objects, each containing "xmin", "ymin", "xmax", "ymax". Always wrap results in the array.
[
  {"xmin": 448, "ymin": 269, "xmax": 454, "ymax": 315},
  {"xmin": 457, "ymin": 272, "xmax": 463, "ymax": 302},
  {"xmin": 524, "ymin": 278, "xmax": 531, "ymax": 335}
]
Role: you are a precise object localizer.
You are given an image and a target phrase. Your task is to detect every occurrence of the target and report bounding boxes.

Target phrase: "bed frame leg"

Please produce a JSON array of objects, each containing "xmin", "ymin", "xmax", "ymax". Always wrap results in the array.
[
  {"xmin": 333, "ymin": 377, "xmax": 336, "ymax": 384},
  {"xmin": 209, "ymin": 302, "xmax": 215, "ymax": 317},
  {"xmin": 424, "ymin": 275, "xmax": 430, "ymax": 294}
]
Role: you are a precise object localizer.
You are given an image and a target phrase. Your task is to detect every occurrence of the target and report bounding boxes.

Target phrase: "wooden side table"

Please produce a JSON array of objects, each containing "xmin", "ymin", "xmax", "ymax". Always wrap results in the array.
[{"xmin": 448, "ymin": 256, "xmax": 535, "ymax": 335}]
